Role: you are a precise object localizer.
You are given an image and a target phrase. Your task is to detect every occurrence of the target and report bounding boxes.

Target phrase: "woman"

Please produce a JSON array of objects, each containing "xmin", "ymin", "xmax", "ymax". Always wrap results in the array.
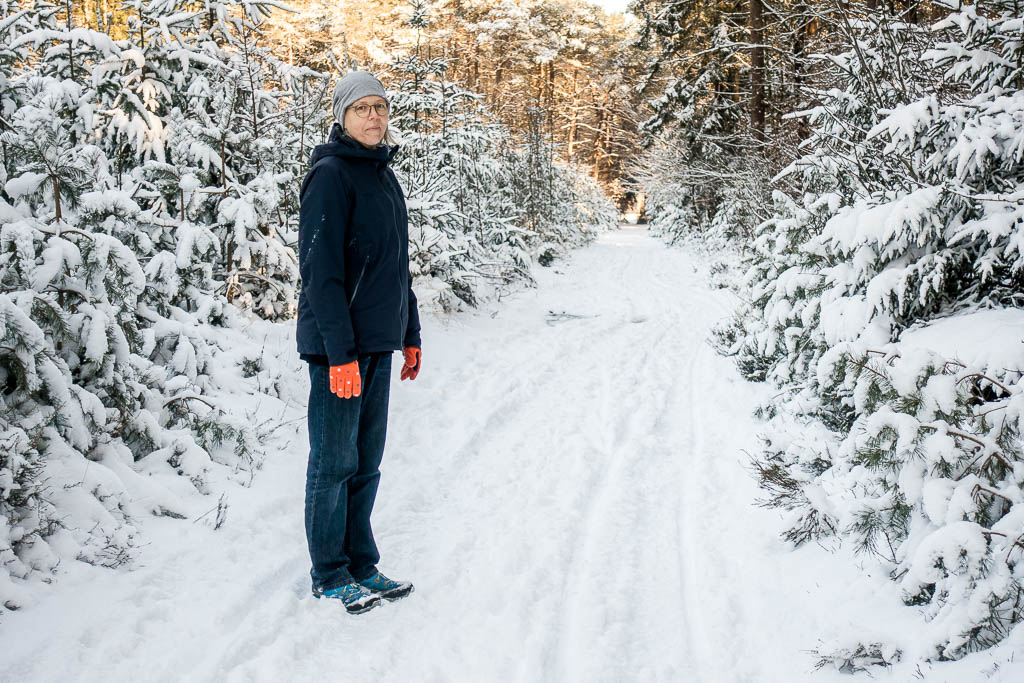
[{"xmin": 296, "ymin": 71, "xmax": 422, "ymax": 615}]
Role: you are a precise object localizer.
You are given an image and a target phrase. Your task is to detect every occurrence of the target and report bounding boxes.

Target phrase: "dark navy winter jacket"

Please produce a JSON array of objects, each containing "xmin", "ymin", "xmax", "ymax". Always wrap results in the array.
[{"xmin": 296, "ymin": 123, "xmax": 421, "ymax": 366}]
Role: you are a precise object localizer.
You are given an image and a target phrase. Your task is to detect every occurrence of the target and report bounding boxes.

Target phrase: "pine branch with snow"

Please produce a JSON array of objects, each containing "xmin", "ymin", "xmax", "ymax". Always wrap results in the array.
[{"xmin": 714, "ymin": 4, "xmax": 1024, "ymax": 662}]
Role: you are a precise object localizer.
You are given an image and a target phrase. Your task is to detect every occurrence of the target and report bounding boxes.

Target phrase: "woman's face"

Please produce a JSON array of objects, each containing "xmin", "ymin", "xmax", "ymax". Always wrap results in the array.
[{"xmin": 344, "ymin": 95, "xmax": 389, "ymax": 148}]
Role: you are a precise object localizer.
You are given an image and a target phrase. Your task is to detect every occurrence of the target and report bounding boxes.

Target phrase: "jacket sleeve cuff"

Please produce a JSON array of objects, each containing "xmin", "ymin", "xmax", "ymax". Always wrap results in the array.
[{"xmin": 326, "ymin": 349, "xmax": 359, "ymax": 367}]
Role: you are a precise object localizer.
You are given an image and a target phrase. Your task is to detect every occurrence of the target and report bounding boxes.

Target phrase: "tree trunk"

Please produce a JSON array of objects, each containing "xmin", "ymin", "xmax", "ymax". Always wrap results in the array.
[
  {"xmin": 601, "ymin": 109, "xmax": 614, "ymax": 185},
  {"xmin": 749, "ymin": 0, "xmax": 766, "ymax": 142},
  {"xmin": 793, "ymin": 2, "xmax": 811, "ymax": 142},
  {"xmin": 52, "ymin": 174, "xmax": 62, "ymax": 222},
  {"xmin": 65, "ymin": 0, "xmax": 75, "ymax": 81},
  {"xmin": 567, "ymin": 71, "xmax": 579, "ymax": 159},
  {"xmin": 547, "ymin": 61, "xmax": 555, "ymax": 145},
  {"xmin": 299, "ymin": 79, "xmax": 307, "ymax": 162},
  {"xmin": 1017, "ymin": 0, "xmax": 1023, "ymax": 90},
  {"xmin": 905, "ymin": 0, "xmax": 920, "ymax": 24},
  {"xmin": 241, "ymin": 26, "xmax": 261, "ymax": 157}
]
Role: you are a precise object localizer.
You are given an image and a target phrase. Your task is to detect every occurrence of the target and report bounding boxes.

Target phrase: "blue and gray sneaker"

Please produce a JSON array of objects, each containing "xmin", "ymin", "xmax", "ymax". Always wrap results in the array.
[
  {"xmin": 312, "ymin": 582, "xmax": 381, "ymax": 614},
  {"xmin": 358, "ymin": 571, "xmax": 414, "ymax": 601}
]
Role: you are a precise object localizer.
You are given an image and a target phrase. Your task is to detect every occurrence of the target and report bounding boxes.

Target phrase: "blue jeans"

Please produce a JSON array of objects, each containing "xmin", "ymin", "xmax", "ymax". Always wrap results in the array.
[{"xmin": 304, "ymin": 353, "xmax": 392, "ymax": 591}]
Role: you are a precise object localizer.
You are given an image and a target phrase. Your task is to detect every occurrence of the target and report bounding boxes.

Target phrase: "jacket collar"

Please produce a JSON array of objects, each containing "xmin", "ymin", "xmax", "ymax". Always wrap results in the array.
[
  {"xmin": 309, "ymin": 123, "xmax": 400, "ymax": 166},
  {"xmin": 323, "ymin": 122, "xmax": 399, "ymax": 162}
]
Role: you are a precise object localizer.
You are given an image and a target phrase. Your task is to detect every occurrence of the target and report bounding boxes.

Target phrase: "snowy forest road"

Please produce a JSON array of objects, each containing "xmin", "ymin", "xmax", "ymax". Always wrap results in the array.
[{"xmin": 3, "ymin": 227, "xmax": 866, "ymax": 683}]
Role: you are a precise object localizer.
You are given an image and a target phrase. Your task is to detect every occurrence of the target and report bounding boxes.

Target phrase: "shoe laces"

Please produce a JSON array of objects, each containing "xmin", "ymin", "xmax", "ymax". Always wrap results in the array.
[
  {"xmin": 323, "ymin": 582, "xmax": 373, "ymax": 604},
  {"xmin": 342, "ymin": 583, "xmax": 372, "ymax": 599},
  {"xmin": 363, "ymin": 572, "xmax": 393, "ymax": 589}
]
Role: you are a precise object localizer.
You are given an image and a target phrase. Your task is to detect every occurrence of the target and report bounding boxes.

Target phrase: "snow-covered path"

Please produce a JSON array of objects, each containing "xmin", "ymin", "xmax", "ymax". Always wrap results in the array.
[{"xmin": 3, "ymin": 228, "xmax": 910, "ymax": 682}]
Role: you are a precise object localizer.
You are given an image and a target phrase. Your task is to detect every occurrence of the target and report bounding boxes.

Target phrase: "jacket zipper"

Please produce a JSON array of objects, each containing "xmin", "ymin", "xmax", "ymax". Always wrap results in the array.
[
  {"xmin": 349, "ymin": 255, "xmax": 370, "ymax": 307},
  {"xmin": 380, "ymin": 168, "xmax": 403, "ymax": 249},
  {"xmin": 381, "ymin": 168, "xmax": 405, "ymax": 293}
]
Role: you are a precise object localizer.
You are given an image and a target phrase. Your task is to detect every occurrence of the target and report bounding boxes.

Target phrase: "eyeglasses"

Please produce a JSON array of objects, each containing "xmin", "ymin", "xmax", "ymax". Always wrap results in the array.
[{"xmin": 349, "ymin": 102, "xmax": 389, "ymax": 118}]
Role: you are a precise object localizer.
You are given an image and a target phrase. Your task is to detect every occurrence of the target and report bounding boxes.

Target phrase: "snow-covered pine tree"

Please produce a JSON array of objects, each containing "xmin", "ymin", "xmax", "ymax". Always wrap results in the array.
[
  {"xmin": 807, "ymin": 341, "xmax": 1024, "ymax": 660},
  {"xmin": 386, "ymin": 0, "xmax": 614, "ymax": 310},
  {"xmin": 505, "ymin": 106, "xmax": 560, "ymax": 243},
  {"xmin": 0, "ymin": 77, "xmax": 252, "ymax": 600},
  {"xmin": 134, "ymin": 1, "xmax": 300, "ymax": 320},
  {"xmin": 387, "ymin": 0, "xmax": 486, "ymax": 309},
  {"xmin": 628, "ymin": 0, "xmax": 778, "ymax": 244},
  {"xmin": 501, "ymin": 124, "xmax": 617, "ymax": 261},
  {"xmin": 718, "ymin": 3, "xmax": 1024, "ymax": 662},
  {"xmin": 718, "ymin": 7, "xmax": 939, "ymax": 390},
  {"xmin": 0, "ymin": 0, "xmax": 321, "ymax": 608}
]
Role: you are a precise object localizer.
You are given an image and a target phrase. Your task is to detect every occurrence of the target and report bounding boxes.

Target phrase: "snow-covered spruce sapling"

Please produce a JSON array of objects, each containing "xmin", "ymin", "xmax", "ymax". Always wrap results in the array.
[
  {"xmin": 812, "ymin": 346, "xmax": 1023, "ymax": 659},
  {"xmin": 388, "ymin": 0, "xmax": 485, "ymax": 309},
  {"xmin": 165, "ymin": 395, "xmax": 260, "ymax": 474},
  {"xmin": 744, "ymin": 338, "xmax": 1023, "ymax": 660},
  {"xmin": 1, "ymin": 90, "xmax": 94, "ymax": 225},
  {"xmin": 0, "ymin": 68, "xmax": 266, "ymax": 596}
]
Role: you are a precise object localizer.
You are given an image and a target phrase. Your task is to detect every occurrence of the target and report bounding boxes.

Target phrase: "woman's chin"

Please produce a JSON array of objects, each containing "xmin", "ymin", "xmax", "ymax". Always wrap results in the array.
[{"xmin": 358, "ymin": 133, "xmax": 384, "ymax": 147}]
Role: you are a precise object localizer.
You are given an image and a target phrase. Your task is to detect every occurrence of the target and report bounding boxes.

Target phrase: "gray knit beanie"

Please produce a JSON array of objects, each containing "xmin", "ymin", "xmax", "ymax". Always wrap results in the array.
[{"xmin": 332, "ymin": 71, "xmax": 388, "ymax": 125}]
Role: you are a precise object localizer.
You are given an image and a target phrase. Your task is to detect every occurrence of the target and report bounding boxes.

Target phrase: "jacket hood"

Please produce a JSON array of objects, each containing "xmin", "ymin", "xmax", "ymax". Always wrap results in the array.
[{"xmin": 309, "ymin": 123, "xmax": 399, "ymax": 166}]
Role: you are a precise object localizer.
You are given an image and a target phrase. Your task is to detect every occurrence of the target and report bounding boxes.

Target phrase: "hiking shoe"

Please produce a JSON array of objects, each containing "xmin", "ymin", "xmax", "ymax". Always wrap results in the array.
[
  {"xmin": 313, "ymin": 582, "xmax": 381, "ymax": 614},
  {"xmin": 358, "ymin": 571, "xmax": 414, "ymax": 601}
]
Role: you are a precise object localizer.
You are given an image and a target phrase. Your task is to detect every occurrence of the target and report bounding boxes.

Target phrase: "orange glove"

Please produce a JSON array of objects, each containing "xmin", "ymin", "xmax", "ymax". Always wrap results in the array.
[
  {"xmin": 400, "ymin": 346, "xmax": 421, "ymax": 381},
  {"xmin": 329, "ymin": 362, "xmax": 361, "ymax": 398}
]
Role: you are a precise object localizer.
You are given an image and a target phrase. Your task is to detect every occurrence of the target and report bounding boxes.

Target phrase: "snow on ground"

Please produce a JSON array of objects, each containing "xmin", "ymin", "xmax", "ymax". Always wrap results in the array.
[{"xmin": 1, "ymin": 227, "xmax": 1021, "ymax": 682}]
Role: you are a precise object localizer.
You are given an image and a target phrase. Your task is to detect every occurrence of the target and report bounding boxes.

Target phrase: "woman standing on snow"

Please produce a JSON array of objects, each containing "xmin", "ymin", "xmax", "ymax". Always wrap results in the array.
[{"xmin": 296, "ymin": 71, "xmax": 421, "ymax": 615}]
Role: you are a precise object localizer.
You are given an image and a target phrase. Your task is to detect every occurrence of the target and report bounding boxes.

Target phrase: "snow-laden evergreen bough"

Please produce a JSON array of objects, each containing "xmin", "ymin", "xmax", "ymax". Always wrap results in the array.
[
  {"xmin": 0, "ymin": 80, "xmax": 258, "ymax": 609},
  {"xmin": 0, "ymin": 0, "xmax": 310, "ymax": 609},
  {"xmin": 759, "ymin": 341, "xmax": 1024, "ymax": 662},
  {"xmin": 716, "ymin": 4, "xmax": 1024, "ymax": 663}
]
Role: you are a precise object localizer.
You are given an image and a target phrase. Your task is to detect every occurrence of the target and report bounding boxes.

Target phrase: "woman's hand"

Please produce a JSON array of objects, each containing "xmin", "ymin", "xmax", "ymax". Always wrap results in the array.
[
  {"xmin": 400, "ymin": 346, "xmax": 421, "ymax": 381},
  {"xmin": 329, "ymin": 362, "xmax": 361, "ymax": 398}
]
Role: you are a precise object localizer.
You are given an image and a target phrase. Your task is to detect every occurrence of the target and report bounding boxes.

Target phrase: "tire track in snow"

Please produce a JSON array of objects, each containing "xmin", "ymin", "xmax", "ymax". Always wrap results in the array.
[
  {"xmin": 354, "ymin": 290, "xmax": 634, "ymax": 681},
  {"xmin": 545, "ymin": 241, "xmax": 705, "ymax": 682},
  {"xmin": 677, "ymin": 334, "xmax": 720, "ymax": 676},
  {"xmin": 185, "ymin": 556, "xmax": 309, "ymax": 681},
  {"xmin": 372, "ymin": 243, "xmax": 681, "ymax": 682}
]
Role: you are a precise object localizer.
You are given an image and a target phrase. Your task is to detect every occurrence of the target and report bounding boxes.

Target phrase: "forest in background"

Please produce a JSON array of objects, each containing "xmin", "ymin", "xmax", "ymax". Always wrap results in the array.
[{"xmin": 63, "ymin": 0, "xmax": 645, "ymax": 199}]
